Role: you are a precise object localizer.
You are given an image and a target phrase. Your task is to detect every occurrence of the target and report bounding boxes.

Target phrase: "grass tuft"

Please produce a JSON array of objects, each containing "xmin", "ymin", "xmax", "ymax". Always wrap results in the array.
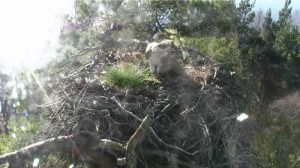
[{"xmin": 105, "ymin": 63, "xmax": 152, "ymax": 88}]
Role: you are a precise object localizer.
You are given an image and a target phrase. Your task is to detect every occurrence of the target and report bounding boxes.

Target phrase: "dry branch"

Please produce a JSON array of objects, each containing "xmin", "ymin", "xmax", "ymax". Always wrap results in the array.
[
  {"xmin": 97, "ymin": 139, "xmax": 126, "ymax": 153},
  {"xmin": 143, "ymin": 149, "xmax": 206, "ymax": 168},
  {"xmin": 111, "ymin": 96, "xmax": 198, "ymax": 156},
  {"xmin": 0, "ymin": 134, "xmax": 128, "ymax": 167},
  {"xmin": 71, "ymin": 46, "xmax": 102, "ymax": 58},
  {"xmin": 0, "ymin": 136, "xmax": 73, "ymax": 166},
  {"xmin": 17, "ymin": 42, "xmax": 243, "ymax": 167},
  {"xmin": 126, "ymin": 115, "xmax": 154, "ymax": 168},
  {"xmin": 111, "ymin": 96, "xmax": 142, "ymax": 122}
]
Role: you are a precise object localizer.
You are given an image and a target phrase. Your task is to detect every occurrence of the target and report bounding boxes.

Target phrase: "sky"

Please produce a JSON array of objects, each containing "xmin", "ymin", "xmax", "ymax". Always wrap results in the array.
[
  {"xmin": 0, "ymin": 0, "xmax": 74, "ymax": 74},
  {"xmin": 253, "ymin": 0, "xmax": 299, "ymax": 11},
  {"xmin": 237, "ymin": 0, "xmax": 300, "ymax": 19},
  {"xmin": 0, "ymin": 0, "xmax": 299, "ymax": 75}
]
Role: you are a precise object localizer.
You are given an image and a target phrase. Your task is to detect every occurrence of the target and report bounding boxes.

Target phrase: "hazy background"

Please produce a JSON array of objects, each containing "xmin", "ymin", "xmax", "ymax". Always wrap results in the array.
[
  {"xmin": 237, "ymin": 0, "xmax": 299, "ymax": 19},
  {"xmin": 0, "ymin": 0, "xmax": 299, "ymax": 74}
]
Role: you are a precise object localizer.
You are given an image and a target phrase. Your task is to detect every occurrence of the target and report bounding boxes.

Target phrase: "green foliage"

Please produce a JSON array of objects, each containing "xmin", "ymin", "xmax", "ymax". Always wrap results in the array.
[
  {"xmin": 0, "ymin": 116, "xmax": 40, "ymax": 154},
  {"xmin": 254, "ymin": 118, "xmax": 300, "ymax": 168},
  {"xmin": 235, "ymin": 0, "xmax": 300, "ymax": 103},
  {"xmin": 262, "ymin": 9, "xmax": 276, "ymax": 44},
  {"xmin": 277, "ymin": 0, "xmax": 292, "ymax": 28},
  {"xmin": 58, "ymin": 0, "xmax": 100, "ymax": 60},
  {"xmin": 253, "ymin": 92, "xmax": 300, "ymax": 168},
  {"xmin": 207, "ymin": 37, "xmax": 242, "ymax": 70},
  {"xmin": 0, "ymin": 135, "xmax": 14, "ymax": 154},
  {"xmin": 235, "ymin": 0, "xmax": 256, "ymax": 50},
  {"xmin": 75, "ymin": 0, "xmax": 99, "ymax": 22},
  {"xmin": 179, "ymin": 36, "xmax": 242, "ymax": 71},
  {"xmin": 59, "ymin": 45, "xmax": 79, "ymax": 59},
  {"xmin": 97, "ymin": 0, "xmax": 237, "ymax": 40},
  {"xmin": 155, "ymin": 0, "xmax": 236, "ymax": 36},
  {"xmin": 274, "ymin": 24, "xmax": 300, "ymax": 61},
  {"xmin": 105, "ymin": 63, "xmax": 153, "ymax": 88}
]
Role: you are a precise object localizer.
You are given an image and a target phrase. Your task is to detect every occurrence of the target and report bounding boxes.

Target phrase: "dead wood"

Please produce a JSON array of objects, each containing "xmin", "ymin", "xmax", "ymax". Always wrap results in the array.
[
  {"xmin": 0, "ymin": 136, "xmax": 72, "ymax": 166},
  {"xmin": 126, "ymin": 115, "xmax": 153, "ymax": 168},
  {"xmin": 0, "ymin": 40, "xmax": 254, "ymax": 168}
]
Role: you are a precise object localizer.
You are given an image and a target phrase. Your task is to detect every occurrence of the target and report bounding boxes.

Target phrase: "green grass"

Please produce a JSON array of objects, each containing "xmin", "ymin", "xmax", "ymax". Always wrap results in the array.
[{"xmin": 105, "ymin": 63, "xmax": 152, "ymax": 88}]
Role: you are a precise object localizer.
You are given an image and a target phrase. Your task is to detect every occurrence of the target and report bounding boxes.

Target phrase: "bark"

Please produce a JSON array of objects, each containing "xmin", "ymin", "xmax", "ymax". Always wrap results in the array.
[
  {"xmin": 0, "ymin": 135, "xmax": 124, "ymax": 168},
  {"xmin": 126, "ymin": 115, "xmax": 154, "ymax": 168},
  {"xmin": 0, "ymin": 135, "xmax": 73, "ymax": 166}
]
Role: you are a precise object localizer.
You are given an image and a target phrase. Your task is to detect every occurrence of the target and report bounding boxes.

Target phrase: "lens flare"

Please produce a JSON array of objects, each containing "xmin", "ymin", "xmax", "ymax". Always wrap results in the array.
[
  {"xmin": 33, "ymin": 158, "xmax": 40, "ymax": 167},
  {"xmin": 236, "ymin": 113, "xmax": 249, "ymax": 122}
]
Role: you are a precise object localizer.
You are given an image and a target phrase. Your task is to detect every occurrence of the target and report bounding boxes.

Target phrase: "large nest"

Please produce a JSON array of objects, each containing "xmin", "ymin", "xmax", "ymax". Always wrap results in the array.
[{"xmin": 27, "ymin": 40, "xmax": 252, "ymax": 168}]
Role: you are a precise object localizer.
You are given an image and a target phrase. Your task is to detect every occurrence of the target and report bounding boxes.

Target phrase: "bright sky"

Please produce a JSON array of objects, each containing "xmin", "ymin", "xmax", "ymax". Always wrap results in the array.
[
  {"xmin": 237, "ymin": 0, "xmax": 300, "ymax": 19},
  {"xmin": 0, "ymin": 0, "xmax": 74, "ymax": 74},
  {"xmin": 253, "ymin": 0, "xmax": 299, "ymax": 11}
]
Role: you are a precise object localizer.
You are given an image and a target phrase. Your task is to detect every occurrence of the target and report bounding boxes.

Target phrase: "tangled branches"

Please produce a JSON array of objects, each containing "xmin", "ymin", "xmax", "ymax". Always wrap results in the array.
[{"xmin": 0, "ymin": 43, "xmax": 253, "ymax": 168}]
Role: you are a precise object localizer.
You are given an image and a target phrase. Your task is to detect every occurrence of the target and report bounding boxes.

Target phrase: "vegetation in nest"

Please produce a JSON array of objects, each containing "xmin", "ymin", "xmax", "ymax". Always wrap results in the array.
[
  {"xmin": 0, "ymin": 116, "xmax": 40, "ymax": 154},
  {"xmin": 105, "ymin": 63, "xmax": 155, "ymax": 88}
]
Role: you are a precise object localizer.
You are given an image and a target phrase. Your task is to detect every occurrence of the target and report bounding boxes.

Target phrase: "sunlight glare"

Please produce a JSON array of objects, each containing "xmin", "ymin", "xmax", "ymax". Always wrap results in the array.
[
  {"xmin": 11, "ymin": 133, "xmax": 17, "ymax": 139},
  {"xmin": 236, "ymin": 113, "xmax": 249, "ymax": 122},
  {"xmin": 0, "ymin": 0, "xmax": 74, "ymax": 73},
  {"xmin": 20, "ymin": 126, "xmax": 26, "ymax": 131},
  {"xmin": 33, "ymin": 158, "xmax": 40, "ymax": 167}
]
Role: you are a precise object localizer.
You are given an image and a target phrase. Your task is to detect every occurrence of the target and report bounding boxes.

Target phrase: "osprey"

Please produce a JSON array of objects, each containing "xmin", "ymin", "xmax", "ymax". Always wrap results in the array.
[{"xmin": 145, "ymin": 39, "xmax": 180, "ymax": 77}]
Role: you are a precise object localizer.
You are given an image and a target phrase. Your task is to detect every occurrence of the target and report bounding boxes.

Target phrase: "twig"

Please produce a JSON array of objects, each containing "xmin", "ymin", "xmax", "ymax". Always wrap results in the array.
[
  {"xmin": 62, "ymin": 61, "xmax": 96, "ymax": 79},
  {"xmin": 142, "ymin": 149, "xmax": 206, "ymax": 168},
  {"xmin": 59, "ymin": 85, "xmax": 70, "ymax": 98},
  {"xmin": 180, "ymin": 93, "xmax": 203, "ymax": 115},
  {"xmin": 35, "ymin": 100, "xmax": 64, "ymax": 108},
  {"xmin": 75, "ymin": 79, "xmax": 95, "ymax": 109},
  {"xmin": 81, "ymin": 129, "xmax": 127, "ymax": 153},
  {"xmin": 126, "ymin": 115, "xmax": 154, "ymax": 168},
  {"xmin": 70, "ymin": 45, "xmax": 102, "ymax": 58},
  {"xmin": 50, "ymin": 101, "xmax": 66, "ymax": 119},
  {"xmin": 111, "ymin": 96, "xmax": 142, "ymax": 122},
  {"xmin": 149, "ymin": 127, "xmax": 200, "ymax": 156},
  {"xmin": 99, "ymin": 139, "xmax": 126, "ymax": 153},
  {"xmin": 111, "ymin": 96, "xmax": 199, "ymax": 156}
]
